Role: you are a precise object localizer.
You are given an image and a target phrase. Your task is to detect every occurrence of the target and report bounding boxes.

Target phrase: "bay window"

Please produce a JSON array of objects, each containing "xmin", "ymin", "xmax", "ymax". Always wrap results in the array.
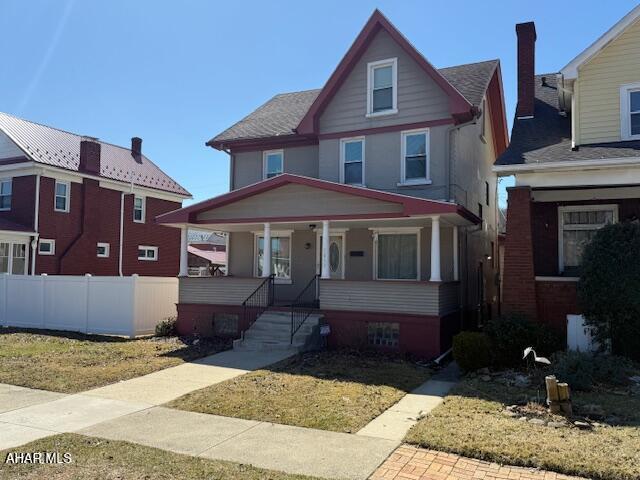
[
  {"xmin": 340, "ymin": 137, "xmax": 364, "ymax": 185},
  {"xmin": 400, "ymin": 129, "xmax": 429, "ymax": 185},
  {"xmin": 373, "ymin": 228, "xmax": 420, "ymax": 280},
  {"xmin": 256, "ymin": 232, "xmax": 291, "ymax": 280}
]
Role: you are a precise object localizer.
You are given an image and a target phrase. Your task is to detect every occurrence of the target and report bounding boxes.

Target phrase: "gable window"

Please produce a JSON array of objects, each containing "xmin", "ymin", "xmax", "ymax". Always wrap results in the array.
[
  {"xmin": 138, "ymin": 245, "xmax": 158, "ymax": 261},
  {"xmin": 54, "ymin": 180, "xmax": 70, "ymax": 212},
  {"xmin": 400, "ymin": 129, "xmax": 429, "ymax": 185},
  {"xmin": 97, "ymin": 242, "xmax": 110, "ymax": 258},
  {"xmin": 373, "ymin": 228, "xmax": 420, "ymax": 280},
  {"xmin": 340, "ymin": 137, "xmax": 365, "ymax": 185},
  {"xmin": 0, "ymin": 178, "xmax": 11, "ymax": 211},
  {"xmin": 255, "ymin": 231, "xmax": 291, "ymax": 281},
  {"xmin": 133, "ymin": 196, "xmax": 145, "ymax": 223},
  {"xmin": 621, "ymin": 83, "xmax": 640, "ymax": 140},
  {"xmin": 38, "ymin": 239, "xmax": 55, "ymax": 256},
  {"xmin": 263, "ymin": 150, "xmax": 283, "ymax": 179},
  {"xmin": 367, "ymin": 58, "xmax": 397, "ymax": 116},
  {"xmin": 559, "ymin": 205, "xmax": 618, "ymax": 274}
]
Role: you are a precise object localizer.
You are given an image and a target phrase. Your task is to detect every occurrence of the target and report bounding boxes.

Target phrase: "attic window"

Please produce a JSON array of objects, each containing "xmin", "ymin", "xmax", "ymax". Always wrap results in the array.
[
  {"xmin": 367, "ymin": 58, "xmax": 397, "ymax": 117},
  {"xmin": 621, "ymin": 83, "xmax": 640, "ymax": 140}
]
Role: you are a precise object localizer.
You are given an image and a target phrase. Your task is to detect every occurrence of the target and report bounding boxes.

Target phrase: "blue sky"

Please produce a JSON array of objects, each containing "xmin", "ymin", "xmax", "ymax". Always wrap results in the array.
[{"xmin": 0, "ymin": 1, "xmax": 635, "ymax": 206}]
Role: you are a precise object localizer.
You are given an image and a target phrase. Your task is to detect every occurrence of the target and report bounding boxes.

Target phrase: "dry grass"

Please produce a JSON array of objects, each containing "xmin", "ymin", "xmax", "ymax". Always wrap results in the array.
[
  {"xmin": 0, "ymin": 434, "xmax": 317, "ymax": 480},
  {"xmin": 405, "ymin": 376, "xmax": 640, "ymax": 480},
  {"xmin": 167, "ymin": 349, "xmax": 431, "ymax": 433},
  {"xmin": 0, "ymin": 328, "xmax": 230, "ymax": 393}
]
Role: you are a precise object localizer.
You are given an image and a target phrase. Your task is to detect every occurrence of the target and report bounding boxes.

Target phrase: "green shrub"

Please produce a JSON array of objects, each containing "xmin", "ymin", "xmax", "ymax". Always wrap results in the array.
[
  {"xmin": 155, "ymin": 317, "xmax": 177, "ymax": 337},
  {"xmin": 453, "ymin": 332, "xmax": 492, "ymax": 372},
  {"xmin": 578, "ymin": 221, "xmax": 640, "ymax": 360},
  {"xmin": 551, "ymin": 351, "xmax": 635, "ymax": 391},
  {"xmin": 485, "ymin": 315, "xmax": 562, "ymax": 367}
]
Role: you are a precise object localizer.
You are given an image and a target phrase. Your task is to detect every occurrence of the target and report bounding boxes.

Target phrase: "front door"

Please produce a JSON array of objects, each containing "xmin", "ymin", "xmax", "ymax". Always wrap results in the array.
[{"xmin": 317, "ymin": 234, "xmax": 344, "ymax": 279}]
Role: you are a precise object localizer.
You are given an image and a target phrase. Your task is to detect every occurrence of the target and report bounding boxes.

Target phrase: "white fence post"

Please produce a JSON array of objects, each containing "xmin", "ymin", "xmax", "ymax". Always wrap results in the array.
[
  {"xmin": 130, "ymin": 274, "xmax": 138, "ymax": 338},
  {"xmin": 40, "ymin": 274, "xmax": 47, "ymax": 328},
  {"xmin": 1, "ymin": 275, "xmax": 6, "ymax": 326},
  {"xmin": 84, "ymin": 274, "xmax": 92, "ymax": 334}
]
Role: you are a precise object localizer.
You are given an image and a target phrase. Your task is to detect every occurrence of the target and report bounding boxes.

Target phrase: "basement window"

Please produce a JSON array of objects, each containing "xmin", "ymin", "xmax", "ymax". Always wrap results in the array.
[
  {"xmin": 38, "ymin": 239, "xmax": 55, "ymax": 256},
  {"xmin": 97, "ymin": 242, "xmax": 110, "ymax": 258},
  {"xmin": 367, "ymin": 322, "xmax": 399, "ymax": 348}
]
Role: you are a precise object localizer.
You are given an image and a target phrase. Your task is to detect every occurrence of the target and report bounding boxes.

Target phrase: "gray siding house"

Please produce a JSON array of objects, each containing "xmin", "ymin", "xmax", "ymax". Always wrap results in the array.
[{"xmin": 159, "ymin": 10, "xmax": 508, "ymax": 358}]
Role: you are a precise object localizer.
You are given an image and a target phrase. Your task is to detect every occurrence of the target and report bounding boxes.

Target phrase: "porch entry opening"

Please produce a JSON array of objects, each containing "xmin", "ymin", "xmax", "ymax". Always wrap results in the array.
[{"xmin": 316, "ymin": 233, "xmax": 345, "ymax": 279}]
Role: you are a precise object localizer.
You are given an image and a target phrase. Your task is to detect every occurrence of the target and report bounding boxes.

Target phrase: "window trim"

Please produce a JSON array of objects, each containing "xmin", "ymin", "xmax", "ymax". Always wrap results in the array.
[
  {"xmin": 0, "ymin": 240, "xmax": 28, "ymax": 275},
  {"xmin": 339, "ymin": 137, "xmax": 365, "ymax": 186},
  {"xmin": 0, "ymin": 177, "xmax": 12, "ymax": 211},
  {"xmin": 262, "ymin": 149, "xmax": 284, "ymax": 180},
  {"xmin": 54, "ymin": 180, "xmax": 70, "ymax": 213},
  {"xmin": 315, "ymin": 229, "xmax": 347, "ymax": 280},
  {"xmin": 133, "ymin": 195, "xmax": 146, "ymax": 223},
  {"xmin": 252, "ymin": 230, "xmax": 293, "ymax": 284},
  {"xmin": 371, "ymin": 227, "xmax": 421, "ymax": 281},
  {"xmin": 138, "ymin": 245, "xmax": 158, "ymax": 261},
  {"xmin": 399, "ymin": 128, "xmax": 431, "ymax": 186},
  {"xmin": 366, "ymin": 57, "xmax": 398, "ymax": 117},
  {"xmin": 558, "ymin": 204, "xmax": 618, "ymax": 273},
  {"xmin": 38, "ymin": 239, "xmax": 56, "ymax": 256},
  {"xmin": 97, "ymin": 242, "xmax": 110, "ymax": 258},
  {"xmin": 620, "ymin": 82, "xmax": 640, "ymax": 140}
]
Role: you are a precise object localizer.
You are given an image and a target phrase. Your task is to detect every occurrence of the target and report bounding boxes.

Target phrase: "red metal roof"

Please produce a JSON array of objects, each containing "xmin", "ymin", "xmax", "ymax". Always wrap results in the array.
[{"xmin": 188, "ymin": 245, "xmax": 226, "ymax": 265}]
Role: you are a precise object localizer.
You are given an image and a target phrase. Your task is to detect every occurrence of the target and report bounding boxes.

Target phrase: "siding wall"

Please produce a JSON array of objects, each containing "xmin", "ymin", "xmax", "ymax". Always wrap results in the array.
[
  {"xmin": 179, "ymin": 277, "xmax": 263, "ymax": 304},
  {"xmin": 0, "ymin": 131, "xmax": 24, "ymax": 159},
  {"xmin": 577, "ymin": 19, "xmax": 640, "ymax": 144}
]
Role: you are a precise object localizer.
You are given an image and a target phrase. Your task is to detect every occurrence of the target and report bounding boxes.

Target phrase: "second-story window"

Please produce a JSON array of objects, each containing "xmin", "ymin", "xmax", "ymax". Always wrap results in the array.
[
  {"xmin": 367, "ymin": 58, "xmax": 397, "ymax": 116},
  {"xmin": 54, "ymin": 180, "xmax": 70, "ymax": 212},
  {"xmin": 133, "ymin": 196, "xmax": 145, "ymax": 223},
  {"xmin": 263, "ymin": 150, "xmax": 283, "ymax": 179},
  {"xmin": 621, "ymin": 83, "xmax": 640, "ymax": 140},
  {"xmin": 400, "ymin": 129, "xmax": 429, "ymax": 185},
  {"xmin": 0, "ymin": 178, "xmax": 11, "ymax": 211},
  {"xmin": 340, "ymin": 137, "xmax": 364, "ymax": 185}
]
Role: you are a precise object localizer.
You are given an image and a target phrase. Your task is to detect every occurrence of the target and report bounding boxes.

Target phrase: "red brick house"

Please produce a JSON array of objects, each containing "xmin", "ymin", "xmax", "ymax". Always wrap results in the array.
[
  {"xmin": 0, "ymin": 112, "xmax": 191, "ymax": 276},
  {"xmin": 495, "ymin": 7, "xmax": 640, "ymax": 338}
]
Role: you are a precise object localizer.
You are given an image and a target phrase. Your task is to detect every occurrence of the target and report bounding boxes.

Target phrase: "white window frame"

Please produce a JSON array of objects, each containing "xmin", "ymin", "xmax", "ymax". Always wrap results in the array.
[
  {"xmin": 558, "ymin": 204, "xmax": 618, "ymax": 273},
  {"xmin": 339, "ymin": 137, "xmax": 365, "ymax": 186},
  {"xmin": 133, "ymin": 195, "xmax": 146, "ymax": 223},
  {"xmin": 399, "ymin": 128, "xmax": 431, "ymax": 186},
  {"xmin": 38, "ymin": 239, "xmax": 56, "ymax": 256},
  {"xmin": 262, "ymin": 150, "xmax": 284, "ymax": 180},
  {"xmin": 138, "ymin": 245, "xmax": 158, "ymax": 261},
  {"xmin": 97, "ymin": 242, "xmax": 110, "ymax": 258},
  {"xmin": 0, "ymin": 240, "xmax": 29, "ymax": 275},
  {"xmin": 620, "ymin": 82, "xmax": 640, "ymax": 140},
  {"xmin": 366, "ymin": 57, "xmax": 398, "ymax": 117},
  {"xmin": 315, "ymin": 229, "xmax": 347, "ymax": 279},
  {"xmin": 0, "ymin": 178, "xmax": 12, "ymax": 211},
  {"xmin": 252, "ymin": 230, "xmax": 293, "ymax": 284},
  {"xmin": 371, "ymin": 227, "xmax": 421, "ymax": 281},
  {"xmin": 54, "ymin": 180, "xmax": 70, "ymax": 213}
]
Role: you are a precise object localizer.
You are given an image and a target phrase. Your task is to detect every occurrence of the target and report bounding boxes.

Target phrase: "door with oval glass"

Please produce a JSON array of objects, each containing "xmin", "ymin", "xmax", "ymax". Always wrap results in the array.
[{"xmin": 316, "ymin": 233, "xmax": 345, "ymax": 279}]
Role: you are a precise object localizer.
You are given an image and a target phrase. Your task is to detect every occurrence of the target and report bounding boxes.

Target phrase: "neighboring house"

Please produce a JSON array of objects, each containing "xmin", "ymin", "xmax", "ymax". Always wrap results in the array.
[
  {"xmin": 495, "ymin": 6, "xmax": 640, "ymax": 338},
  {"xmin": 159, "ymin": 10, "xmax": 508, "ymax": 357},
  {"xmin": 0, "ymin": 112, "xmax": 191, "ymax": 276},
  {"xmin": 187, "ymin": 230, "xmax": 227, "ymax": 276}
]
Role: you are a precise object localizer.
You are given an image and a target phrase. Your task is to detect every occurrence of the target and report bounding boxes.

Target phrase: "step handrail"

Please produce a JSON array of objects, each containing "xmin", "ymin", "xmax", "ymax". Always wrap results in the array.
[
  {"xmin": 241, "ymin": 274, "xmax": 275, "ymax": 339},
  {"xmin": 290, "ymin": 274, "xmax": 320, "ymax": 343}
]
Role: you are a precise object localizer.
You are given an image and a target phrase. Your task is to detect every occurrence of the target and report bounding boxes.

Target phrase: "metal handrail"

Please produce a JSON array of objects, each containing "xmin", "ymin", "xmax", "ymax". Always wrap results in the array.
[
  {"xmin": 290, "ymin": 274, "xmax": 320, "ymax": 343},
  {"xmin": 241, "ymin": 274, "xmax": 275, "ymax": 339}
]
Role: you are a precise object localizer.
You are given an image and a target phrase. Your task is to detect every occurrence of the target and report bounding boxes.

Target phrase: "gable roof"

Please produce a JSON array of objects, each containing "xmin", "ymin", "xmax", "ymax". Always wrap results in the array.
[
  {"xmin": 561, "ymin": 5, "xmax": 640, "ymax": 80},
  {"xmin": 0, "ymin": 112, "xmax": 190, "ymax": 197}
]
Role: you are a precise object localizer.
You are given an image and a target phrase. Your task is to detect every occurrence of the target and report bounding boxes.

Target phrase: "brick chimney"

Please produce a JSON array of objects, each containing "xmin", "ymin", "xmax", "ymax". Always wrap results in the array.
[
  {"xmin": 516, "ymin": 21, "xmax": 536, "ymax": 118},
  {"xmin": 131, "ymin": 137, "xmax": 142, "ymax": 159},
  {"xmin": 79, "ymin": 137, "xmax": 101, "ymax": 174}
]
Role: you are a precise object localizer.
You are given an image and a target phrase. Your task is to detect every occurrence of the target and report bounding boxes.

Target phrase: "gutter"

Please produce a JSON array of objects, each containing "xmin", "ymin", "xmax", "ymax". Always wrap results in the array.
[
  {"xmin": 30, "ymin": 173, "xmax": 41, "ymax": 275},
  {"xmin": 118, "ymin": 192, "xmax": 125, "ymax": 276},
  {"xmin": 493, "ymin": 156, "xmax": 640, "ymax": 175}
]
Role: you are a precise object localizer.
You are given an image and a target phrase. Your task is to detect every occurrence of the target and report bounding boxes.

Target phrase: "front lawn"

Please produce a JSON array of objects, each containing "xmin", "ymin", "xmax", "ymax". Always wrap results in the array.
[
  {"xmin": 167, "ymin": 350, "xmax": 431, "ymax": 433},
  {"xmin": 0, "ymin": 434, "xmax": 317, "ymax": 480},
  {"xmin": 0, "ymin": 328, "xmax": 230, "ymax": 394},
  {"xmin": 405, "ymin": 374, "xmax": 640, "ymax": 480}
]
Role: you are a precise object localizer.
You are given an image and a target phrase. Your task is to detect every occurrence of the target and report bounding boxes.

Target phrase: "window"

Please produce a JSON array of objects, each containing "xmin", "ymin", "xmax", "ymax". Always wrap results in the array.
[
  {"xmin": 373, "ymin": 229, "xmax": 420, "ymax": 280},
  {"xmin": 559, "ymin": 205, "xmax": 618, "ymax": 273},
  {"xmin": 0, "ymin": 242, "xmax": 27, "ymax": 275},
  {"xmin": 368, "ymin": 322, "xmax": 399, "ymax": 348},
  {"xmin": 478, "ymin": 203, "xmax": 483, "ymax": 219},
  {"xmin": 0, "ymin": 243, "xmax": 8, "ymax": 273},
  {"xmin": 485, "ymin": 181, "xmax": 490, "ymax": 206},
  {"xmin": 38, "ymin": 239, "xmax": 55, "ymax": 255},
  {"xmin": 255, "ymin": 232, "xmax": 291, "ymax": 280},
  {"xmin": 367, "ymin": 58, "xmax": 397, "ymax": 116},
  {"xmin": 400, "ymin": 129, "xmax": 429, "ymax": 185},
  {"xmin": 263, "ymin": 150, "xmax": 283, "ymax": 179},
  {"xmin": 54, "ymin": 181, "xmax": 70, "ymax": 212},
  {"xmin": 133, "ymin": 196, "xmax": 145, "ymax": 223},
  {"xmin": 138, "ymin": 245, "xmax": 158, "ymax": 261},
  {"xmin": 620, "ymin": 83, "xmax": 640, "ymax": 140},
  {"xmin": 340, "ymin": 137, "xmax": 364, "ymax": 185},
  {"xmin": 0, "ymin": 179, "xmax": 11, "ymax": 211},
  {"xmin": 97, "ymin": 242, "xmax": 110, "ymax": 258}
]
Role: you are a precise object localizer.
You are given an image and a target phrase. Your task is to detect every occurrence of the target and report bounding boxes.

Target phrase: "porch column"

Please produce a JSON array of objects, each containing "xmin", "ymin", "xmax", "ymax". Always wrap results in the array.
[
  {"xmin": 430, "ymin": 216, "xmax": 442, "ymax": 282},
  {"xmin": 179, "ymin": 227, "xmax": 188, "ymax": 277},
  {"xmin": 453, "ymin": 226, "xmax": 459, "ymax": 281},
  {"xmin": 263, "ymin": 222, "xmax": 272, "ymax": 277},
  {"xmin": 321, "ymin": 220, "xmax": 330, "ymax": 279}
]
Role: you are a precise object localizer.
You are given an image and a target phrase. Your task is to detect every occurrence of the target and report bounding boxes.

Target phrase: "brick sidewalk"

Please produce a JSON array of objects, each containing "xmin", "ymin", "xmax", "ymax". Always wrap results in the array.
[{"xmin": 370, "ymin": 445, "xmax": 587, "ymax": 480}]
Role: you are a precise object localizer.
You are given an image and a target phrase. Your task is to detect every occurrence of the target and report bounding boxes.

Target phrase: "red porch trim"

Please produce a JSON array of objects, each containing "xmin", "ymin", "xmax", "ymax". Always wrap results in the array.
[{"xmin": 317, "ymin": 118, "xmax": 454, "ymax": 140}]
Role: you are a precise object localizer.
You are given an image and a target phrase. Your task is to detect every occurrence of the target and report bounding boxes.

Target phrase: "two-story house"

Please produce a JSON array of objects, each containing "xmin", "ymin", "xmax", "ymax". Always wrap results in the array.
[
  {"xmin": 159, "ymin": 10, "xmax": 508, "ymax": 358},
  {"xmin": 496, "ymin": 6, "xmax": 640, "ymax": 339},
  {"xmin": 0, "ymin": 112, "xmax": 191, "ymax": 277}
]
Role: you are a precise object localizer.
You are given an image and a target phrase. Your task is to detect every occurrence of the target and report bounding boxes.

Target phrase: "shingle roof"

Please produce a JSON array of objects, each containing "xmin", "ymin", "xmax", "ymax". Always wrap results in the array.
[
  {"xmin": 0, "ymin": 217, "xmax": 34, "ymax": 233},
  {"xmin": 208, "ymin": 60, "xmax": 499, "ymax": 145},
  {"xmin": 0, "ymin": 112, "xmax": 190, "ymax": 196},
  {"xmin": 495, "ymin": 74, "xmax": 640, "ymax": 166}
]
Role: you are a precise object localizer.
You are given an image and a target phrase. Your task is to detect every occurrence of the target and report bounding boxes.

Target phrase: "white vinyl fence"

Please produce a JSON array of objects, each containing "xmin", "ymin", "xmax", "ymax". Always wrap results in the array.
[{"xmin": 0, "ymin": 274, "xmax": 178, "ymax": 337}]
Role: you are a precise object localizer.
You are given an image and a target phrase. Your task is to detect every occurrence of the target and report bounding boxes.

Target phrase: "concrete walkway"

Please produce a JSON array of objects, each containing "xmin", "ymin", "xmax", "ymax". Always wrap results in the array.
[{"xmin": 356, "ymin": 363, "xmax": 459, "ymax": 441}]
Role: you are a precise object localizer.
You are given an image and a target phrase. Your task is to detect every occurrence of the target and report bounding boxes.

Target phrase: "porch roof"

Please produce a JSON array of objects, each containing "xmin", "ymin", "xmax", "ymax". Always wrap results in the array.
[
  {"xmin": 156, "ymin": 174, "xmax": 480, "ymax": 228},
  {"xmin": 0, "ymin": 218, "xmax": 36, "ymax": 236}
]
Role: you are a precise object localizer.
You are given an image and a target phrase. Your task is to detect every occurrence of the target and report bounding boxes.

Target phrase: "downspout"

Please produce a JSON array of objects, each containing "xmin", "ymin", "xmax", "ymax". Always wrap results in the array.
[
  {"xmin": 118, "ymin": 192, "xmax": 125, "ymax": 276},
  {"xmin": 30, "ymin": 174, "xmax": 41, "ymax": 275}
]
